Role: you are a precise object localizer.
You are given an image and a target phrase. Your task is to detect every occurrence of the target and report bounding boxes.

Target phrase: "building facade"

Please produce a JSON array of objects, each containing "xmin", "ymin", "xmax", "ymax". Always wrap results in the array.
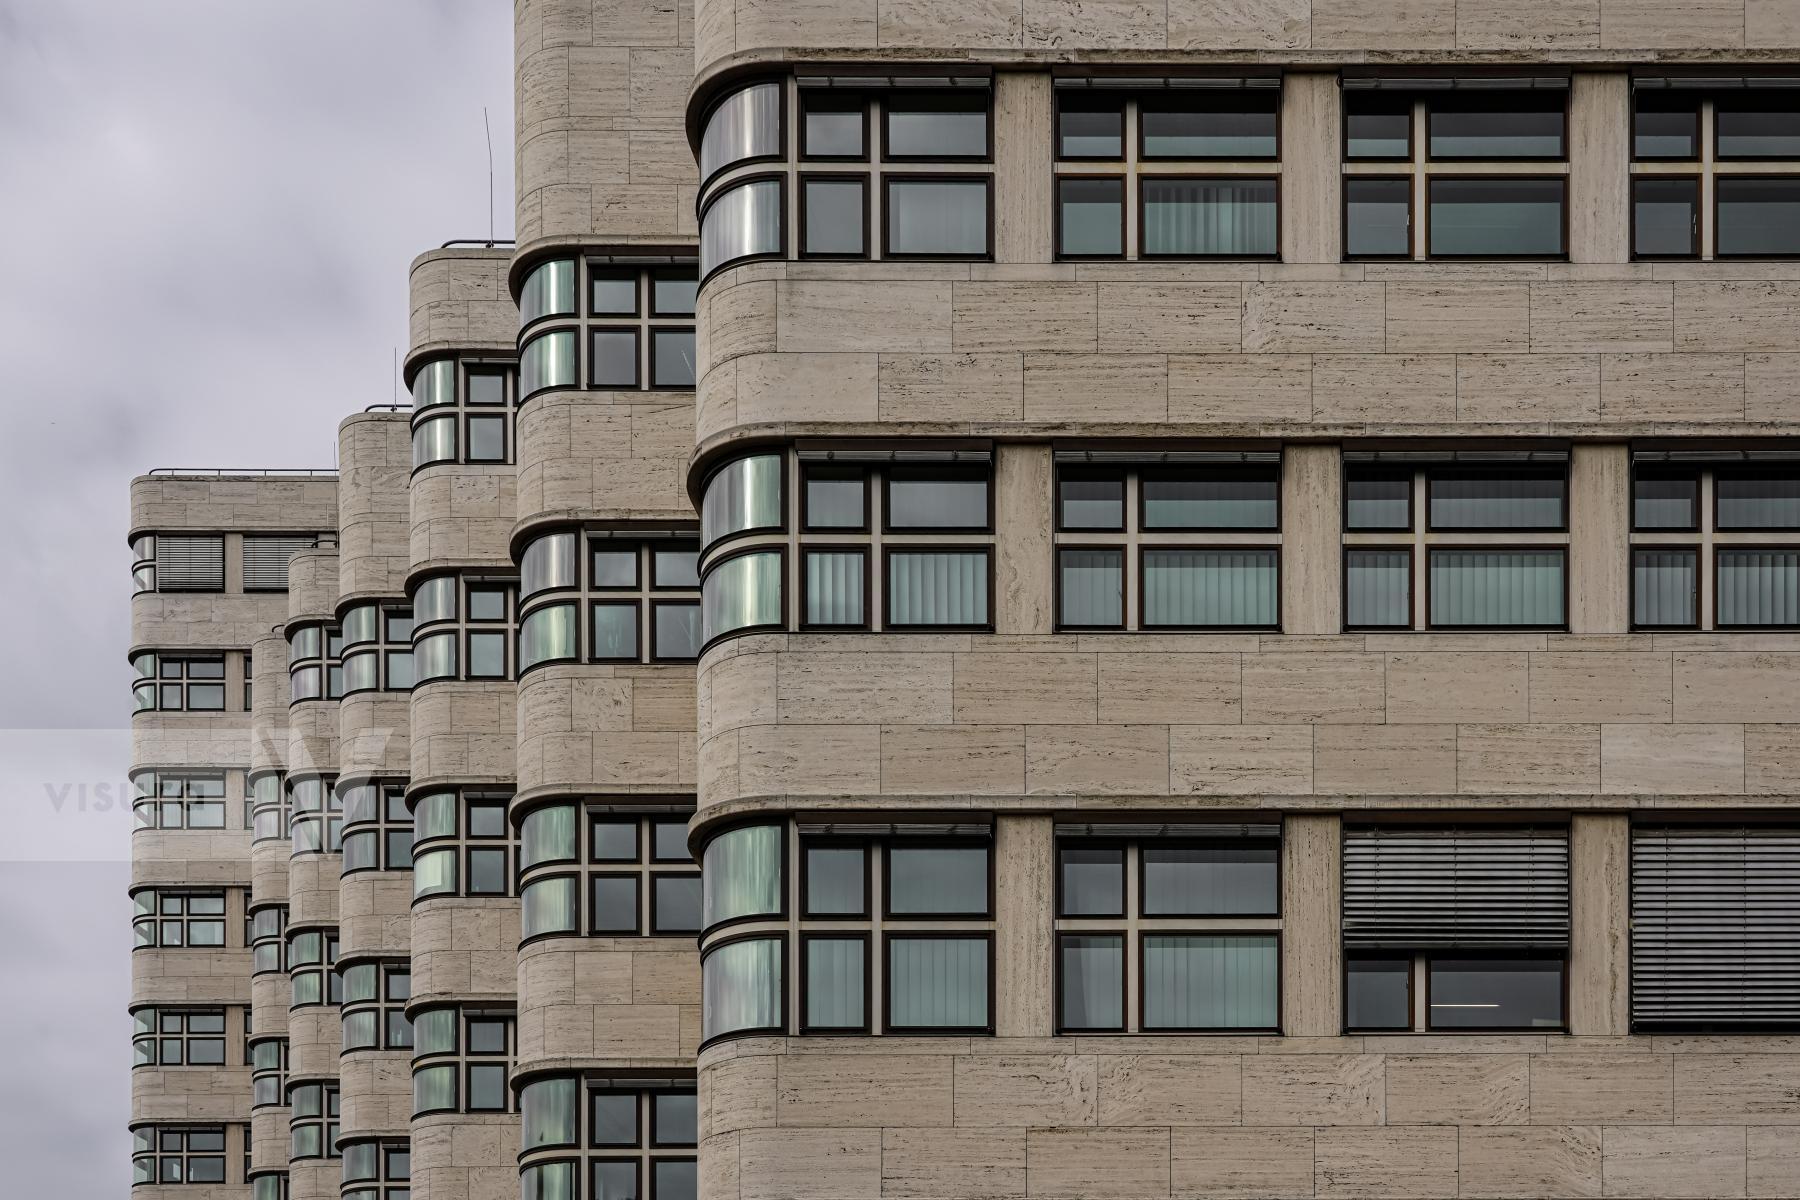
[{"xmin": 128, "ymin": 2, "xmax": 1800, "ymax": 1198}]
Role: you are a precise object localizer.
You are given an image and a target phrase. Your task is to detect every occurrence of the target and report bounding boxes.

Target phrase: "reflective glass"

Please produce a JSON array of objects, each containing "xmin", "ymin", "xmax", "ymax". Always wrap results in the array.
[
  {"xmin": 1633, "ymin": 177, "xmax": 1698, "ymax": 257},
  {"xmin": 702, "ymin": 936, "xmax": 782, "ymax": 1039},
  {"xmin": 1346, "ymin": 956, "xmax": 1411, "ymax": 1030},
  {"xmin": 1057, "ymin": 178, "xmax": 1123, "ymax": 256},
  {"xmin": 700, "ymin": 180, "xmax": 782, "ymax": 277},
  {"xmin": 802, "ymin": 178, "xmax": 865, "ymax": 256},
  {"xmin": 1633, "ymin": 472, "xmax": 1698, "ymax": 529},
  {"xmin": 1142, "ymin": 841, "xmax": 1279, "ymax": 915},
  {"xmin": 804, "ymin": 936, "xmax": 864, "ymax": 1029},
  {"xmin": 886, "ymin": 179, "xmax": 988, "ymax": 256},
  {"xmin": 651, "ymin": 329, "xmax": 696, "ymax": 388},
  {"xmin": 1060, "ymin": 935, "xmax": 1123, "ymax": 1031},
  {"xmin": 802, "ymin": 93, "xmax": 864, "ymax": 158},
  {"xmin": 1346, "ymin": 177, "xmax": 1411, "ymax": 257},
  {"xmin": 1142, "ymin": 469, "xmax": 1278, "ymax": 528},
  {"xmin": 1141, "ymin": 177, "xmax": 1277, "ymax": 257},
  {"xmin": 1141, "ymin": 92, "xmax": 1277, "ymax": 158},
  {"xmin": 1141, "ymin": 549, "xmax": 1278, "ymax": 627},
  {"xmin": 1427, "ymin": 94, "xmax": 1565, "ymax": 157},
  {"xmin": 888, "ymin": 937, "xmax": 987, "ymax": 1029},
  {"xmin": 804, "ymin": 845, "xmax": 864, "ymax": 915},
  {"xmin": 1427, "ymin": 473, "xmax": 1564, "ymax": 528},
  {"xmin": 885, "ymin": 94, "xmax": 987, "ymax": 157},
  {"xmin": 888, "ymin": 845, "xmax": 987, "ymax": 915},
  {"xmin": 1058, "ymin": 846, "xmax": 1123, "ymax": 916},
  {"xmin": 1345, "ymin": 549, "xmax": 1412, "ymax": 628},
  {"xmin": 591, "ymin": 330, "xmax": 639, "ymax": 389},
  {"xmin": 591, "ymin": 603, "xmax": 638, "ymax": 661},
  {"xmin": 1716, "ymin": 94, "xmax": 1800, "ymax": 158},
  {"xmin": 1058, "ymin": 472, "xmax": 1124, "ymax": 529},
  {"xmin": 702, "ymin": 551, "xmax": 782, "ymax": 641},
  {"xmin": 1634, "ymin": 93, "xmax": 1699, "ymax": 159},
  {"xmin": 1058, "ymin": 548, "xmax": 1122, "ymax": 627},
  {"xmin": 1142, "ymin": 934, "xmax": 1278, "ymax": 1030},
  {"xmin": 1345, "ymin": 94, "xmax": 1410, "ymax": 159},
  {"xmin": 1428, "ymin": 178, "xmax": 1565, "ymax": 257},
  {"xmin": 1057, "ymin": 95, "xmax": 1123, "ymax": 158},
  {"xmin": 1428, "ymin": 549, "xmax": 1565, "ymax": 627},
  {"xmin": 521, "ymin": 330, "xmax": 577, "ymax": 396},
  {"xmin": 1427, "ymin": 958, "xmax": 1563, "ymax": 1029},
  {"xmin": 1633, "ymin": 548, "xmax": 1697, "ymax": 628},
  {"xmin": 700, "ymin": 81, "xmax": 781, "ymax": 180},
  {"xmin": 701, "ymin": 824, "xmax": 782, "ymax": 927},
  {"xmin": 520, "ymin": 259, "xmax": 576, "ymax": 325},
  {"xmin": 1717, "ymin": 473, "xmax": 1800, "ymax": 528}
]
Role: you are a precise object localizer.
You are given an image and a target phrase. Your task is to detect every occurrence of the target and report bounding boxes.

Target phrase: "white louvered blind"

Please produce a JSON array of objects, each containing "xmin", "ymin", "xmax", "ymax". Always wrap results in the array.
[
  {"xmin": 156, "ymin": 536, "xmax": 225, "ymax": 591},
  {"xmin": 1631, "ymin": 827, "xmax": 1800, "ymax": 1029},
  {"xmin": 1343, "ymin": 827, "xmax": 1570, "ymax": 950},
  {"xmin": 242, "ymin": 537, "xmax": 316, "ymax": 592}
]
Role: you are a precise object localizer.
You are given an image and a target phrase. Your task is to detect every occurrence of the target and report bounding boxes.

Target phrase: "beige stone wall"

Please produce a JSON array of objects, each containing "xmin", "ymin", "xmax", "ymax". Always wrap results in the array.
[
  {"xmin": 410, "ymin": 899, "xmax": 522, "ymax": 1007},
  {"xmin": 410, "ymin": 464, "xmax": 518, "ymax": 569},
  {"xmin": 338, "ymin": 413, "xmax": 414, "ymax": 602},
  {"xmin": 286, "ymin": 700, "xmax": 340, "ymax": 783},
  {"xmin": 284, "ymin": 549, "xmax": 339, "ymax": 624},
  {"xmin": 408, "ymin": 248, "xmax": 517, "ymax": 367},
  {"xmin": 340, "ymin": 692, "xmax": 411, "ymax": 780},
  {"xmin": 339, "ymin": 872, "xmax": 413, "ymax": 961},
  {"xmin": 514, "ymin": 0, "xmax": 697, "ymax": 254},
  {"xmin": 515, "ymin": 664, "xmax": 695, "ymax": 798},
  {"xmin": 133, "ymin": 1062, "xmax": 252, "ymax": 1124},
  {"xmin": 513, "ymin": 392, "xmax": 694, "ymax": 530},
  {"xmin": 249, "ymin": 630, "xmax": 289, "ymax": 776},
  {"xmin": 516, "ymin": 936, "xmax": 701, "ymax": 1073},
  {"xmin": 130, "ymin": 474, "xmax": 337, "ymax": 538},
  {"xmin": 131, "ymin": 591, "xmax": 292, "ymax": 654},
  {"xmin": 131, "ymin": 828, "xmax": 251, "ymax": 890},
  {"xmin": 411, "ymin": 1112, "xmax": 518, "ymax": 1200},
  {"xmin": 249, "ymin": 972, "xmax": 289, "ymax": 1039},
  {"xmin": 287, "ymin": 1005, "xmax": 340, "ymax": 1083},
  {"xmin": 289, "ymin": 1157, "xmax": 336, "ymax": 1200},
  {"xmin": 132, "ymin": 712, "xmax": 255, "ymax": 773},
  {"xmin": 410, "ymin": 681, "xmax": 519, "ymax": 786},
  {"xmin": 250, "ymin": 1106, "xmax": 288, "ymax": 1175},
  {"xmin": 286, "ymin": 854, "xmax": 340, "ymax": 931},
  {"xmin": 339, "ymin": 1050, "xmax": 412, "ymax": 1139},
  {"xmin": 133, "ymin": 946, "xmax": 252, "ymax": 1008}
]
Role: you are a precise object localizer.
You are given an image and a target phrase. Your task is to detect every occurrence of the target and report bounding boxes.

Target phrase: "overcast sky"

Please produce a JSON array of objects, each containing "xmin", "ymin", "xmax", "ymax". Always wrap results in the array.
[{"xmin": 0, "ymin": 3, "xmax": 515, "ymax": 1192}]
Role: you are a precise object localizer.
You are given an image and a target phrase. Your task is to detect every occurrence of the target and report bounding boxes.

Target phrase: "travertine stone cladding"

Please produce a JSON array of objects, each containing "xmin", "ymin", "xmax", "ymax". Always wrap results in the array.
[
  {"xmin": 338, "ymin": 413, "xmax": 414, "ymax": 601},
  {"xmin": 515, "ymin": 663, "xmax": 696, "ymax": 797},
  {"xmin": 515, "ymin": 935, "xmax": 702, "ymax": 1071},
  {"xmin": 513, "ymin": 392, "xmax": 694, "ymax": 530},
  {"xmin": 132, "ymin": 946, "xmax": 251, "ymax": 1009},
  {"xmin": 132, "ymin": 590, "xmax": 293, "ymax": 653},
  {"xmin": 410, "ymin": 899, "xmax": 521, "ymax": 1005},
  {"xmin": 249, "ymin": 630, "xmax": 290, "ymax": 776},
  {"xmin": 695, "ymin": 632, "xmax": 1800, "ymax": 815},
  {"xmin": 339, "ymin": 869, "xmax": 412, "ymax": 961},
  {"xmin": 408, "ymin": 248, "xmax": 518, "ymax": 363},
  {"xmin": 697, "ymin": 1035, "xmax": 1800, "ymax": 1200},
  {"xmin": 131, "ymin": 827, "xmax": 250, "ymax": 890},
  {"xmin": 692, "ymin": 0, "xmax": 1800, "ymax": 74},
  {"xmin": 695, "ymin": 262, "xmax": 1800, "ymax": 443},
  {"xmin": 130, "ymin": 475, "xmax": 337, "ymax": 537},
  {"xmin": 340, "ymin": 692, "xmax": 411, "ymax": 780},
  {"xmin": 286, "ymin": 550, "xmax": 339, "ymax": 626},
  {"xmin": 339, "ymin": 1050, "xmax": 412, "ymax": 1138},
  {"xmin": 132, "ymin": 1061, "xmax": 252, "ymax": 1125},
  {"xmin": 410, "ymin": 464, "xmax": 518, "ymax": 568},
  {"xmin": 411, "ymin": 1112, "xmax": 518, "ymax": 1200},
  {"xmin": 409, "ymin": 681, "xmax": 519, "ymax": 786},
  {"xmin": 515, "ymin": 0, "xmax": 697, "ymax": 253}
]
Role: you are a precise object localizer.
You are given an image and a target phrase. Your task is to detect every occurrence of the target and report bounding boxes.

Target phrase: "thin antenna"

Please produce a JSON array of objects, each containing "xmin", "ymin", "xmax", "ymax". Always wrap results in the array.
[
  {"xmin": 483, "ymin": 107, "xmax": 495, "ymax": 246},
  {"xmin": 393, "ymin": 348, "xmax": 398, "ymax": 405}
]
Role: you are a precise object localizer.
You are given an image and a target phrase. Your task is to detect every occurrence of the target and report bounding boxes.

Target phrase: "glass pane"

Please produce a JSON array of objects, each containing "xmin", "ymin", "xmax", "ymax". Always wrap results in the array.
[
  {"xmin": 1345, "ymin": 549, "xmax": 1412, "ymax": 629},
  {"xmin": 1141, "ymin": 93, "xmax": 1278, "ymax": 158},
  {"xmin": 522, "ymin": 1163, "xmax": 573, "ymax": 1200},
  {"xmin": 522, "ymin": 1078, "xmax": 579, "ymax": 1149},
  {"xmin": 413, "ymin": 576, "xmax": 456, "ymax": 624},
  {"xmin": 592, "ymin": 876, "xmax": 640, "ymax": 933},
  {"xmin": 802, "ymin": 179, "xmax": 865, "ymax": 256},
  {"xmin": 1060, "ymin": 935, "xmax": 1123, "ymax": 1031},
  {"xmin": 520, "ymin": 604, "xmax": 578, "ymax": 669},
  {"xmin": 1142, "ymin": 549, "xmax": 1278, "ymax": 628},
  {"xmin": 1059, "ymin": 472, "xmax": 1124, "ymax": 530},
  {"xmin": 1427, "ymin": 94, "xmax": 1564, "ymax": 157},
  {"xmin": 654, "ymin": 1162, "xmax": 697, "ymax": 1200},
  {"xmin": 1345, "ymin": 94, "xmax": 1410, "ymax": 159},
  {"xmin": 888, "ymin": 474, "xmax": 986, "ymax": 528},
  {"xmin": 1428, "ymin": 178, "xmax": 1565, "ymax": 257},
  {"xmin": 592, "ymin": 820, "xmax": 637, "ymax": 861},
  {"xmin": 1634, "ymin": 93, "xmax": 1698, "ymax": 159},
  {"xmin": 702, "ymin": 936, "xmax": 782, "ymax": 1039},
  {"xmin": 801, "ymin": 93, "xmax": 864, "ymax": 158},
  {"xmin": 1059, "ymin": 846, "xmax": 1123, "ymax": 916},
  {"xmin": 702, "ymin": 551, "xmax": 782, "ymax": 641},
  {"xmin": 701, "ymin": 454, "xmax": 783, "ymax": 548},
  {"xmin": 653, "ymin": 547, "xmax": 700, "ymax": 588},
  {"xmin": 467, "ymin": 633, "xmax": 505, "ymax": 678},
  {"xmin": 699, "ymin": 81, "xmax": 782, "ymax": 180},
  {"xmin": 1143, "ymin": 841, "xmax": 1279, "ymax": 915},
  {"xmin": 1428, "ymin": 958, "xmax": 1563, "ymax": 1029},
  {"xmin": 1141, "ymin": 178, "xmax": 1277, "ymax": 257},
  {"xmin": 653, "ymin": 875, "xmax": 702, "ymax": 933},
  {"xmin": 1716, "ymin": 94, "xmax": 1800, "ymax": 158},
  {"xmin": 411, "ymin": 358, "xmax": 456, "ymax": 409},
  {"xmin": 1428, "ymin": 549, "xmax": 1566, "ymax": 627},
  {"xmin": 591, "ymin": 1091, "xmax": 638, "ymax": 1146},
  {"xmin": 1143, "ymin": 469, "xmax": 1278, "ymax": 529},
  {"xmin": 468, "ymin": 587, "xmax": 508, "ymax": 621},
  {"xmin": 468, "ymin": 1063, "xmax": 507, "ymax": 1109},
  {"xmin": 885, "ymin": 95, "xmax": 987, "ymax": 157},
  {"xmin": 653, "ymin": 604, "xmax": 702, "ymax": 659},
  {"xmin": 591, "ymin": 604, "xmax": 639, "ymax": 661},
  {"xmin": 1346, "ymin": 178, "xmax": 1411, "ymax": 257},
  {"xmin": 888, "ymin": 551, "xmax": 988, "ymax": 627},
  {"xmin": 1058, "ymin": 95, "xmax": 1123, "ymax": 158},
  {"xmin": 805, "ymin": 936, "xmax": 865, "ymax": 1029},
  {"xmin": 1634, "ymin": 472, "xmax": 1698, "ymax": 529},
  {"xmin": 467, "ymin": 416, "xmax": 505, "ymax": 461},
  {"xmin": 467, "ymin": 847, "xmax": 507, "ymax": 894},
  {"xmin": 1143, "ymin": 934, "xmax": 1278, "ymax": 1030},
  {"xmin": 523, "ymin": 532, "xmax": 578, "ymax": 596},
  {"xmin": 1717, "ymin": 549, "xmax": 1800, "ymax": 627},
  {"xmin": 467, "ymin": 369, "xmax": 507, "ymax": 405},
  {"xmin": 888, "ymin": 937, "xmax": 988, "ymax": 1029},
  {"xmin": 700, "ymin": 179, "xmax": 782, "ymax": 278},
  {"xmin": 804, "ymin": 845, "xmax": 865, "ymax": 915},
  {"xmin": 520, "ymin": 259, "xmax": 576, "ymax": 325},
  {"xmin": 1347, "ymin": 956, "xmax": 1411, "ymax": 1030},
  {"xmin": 412, "ymin": 417, "xmax": 455, "ymax": 467},
  {"xmin": 653, "ymin": 273, "xmax": 698, "ymax": 317},
  {"xmin": 1058, "ymin": 548, "xmax": 1122, "ymax": 628},
  {"xmin": 522, "ymin": 877, "xmax": 579, "ymax": 939},
  {"xmin": 592, "ymin": 330, "xmax": 639, "ymax": 389},
  {"xmin": 1717, "ymin": 474, "xmax": 1800, "ymax": 529},
  {"xmin": 1633, "ymin": 548, "xmax": 1697, "ymax": 628},
  {"xmin": 652, "ymin": 330, "xmax": 696, "ymax": 388},
  {"xmin": 889, "ymin": 845, "xmax": 988, "ymax": 915},
  {"xmin": 521, "ymin": 330, "xmax": 577, "ymax": 396},
  {"xmin": 804, "ymin": 470, "xmax": 863, "ymax": 528},
  {"xmin": 653, "ymin": 822, "xmax": 690, "ymax": 862},
  {"xmin": 805, "ymin": 551, "xmax": 865, "ymax": 627},
  {"xmin": 701, "ymin": 824, "xmax": 783, "ymax": 927},
  {"xmin": 466, "ymin": 1018, "xmax": 508, "ymax": 1053},
  {"xmin": 1633, "ymin": 177, "xmax": 1697, "ymax": 257},
  {"xmin": 1428, "ymin": 473, "xmax": 1564, "ymax": 528},
  {"xmin": 886, "ymin": 180, "xmax": 988, "ymax": 256},
  {"xmin": 655, "ymin": 1094, "xmax": 697, "ymax": 1146},
  {"xmin": 412, "ymin": 1064, "xmax": 455, "ymax": 1114},
  {"xmin": 591, "ymin": 272, "xmax": 638, "ymax": 315},
  {"xmin": 591, "ymin": 1162, "xmax": 638, "ymax": 1200},
  {"xmin": 1057, "ymin": 178, "xmax": 1123, "ymax": 256}
]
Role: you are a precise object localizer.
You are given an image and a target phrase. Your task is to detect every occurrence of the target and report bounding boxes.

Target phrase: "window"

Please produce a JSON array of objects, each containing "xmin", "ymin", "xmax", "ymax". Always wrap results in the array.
[
  {"xmin": 518, "ymin": 1078, "xmax": 697, "ymax": 1200},
  {"xmin": 342, "ymin": 1140, "xmax": 411, "ymax": 1200},
  {"xmin": 242, "ymin": 536, "xmax": 316, "ymax": 592},
  {"xmin": 1054, "ymin": 458, "xmax": 1281, "ymax": 631},
  {"xmin": 132, "ymin": 1008, "xmax": 227, "ymax": 1068},
  {"xmin": 339, "ymin": 781, "xmax": 413, "ymax": 874},
  {"xmin": 701, "ymin": 453, "xmax": 784, "ymax": 549},
  {"xmin": 518, "ymin": 535, "xmax": 703, "ymax": 669},
  {"xmin": 288, "ymin": 1083, "xmax": 339, "ymax": 1160},
  {"xmin": 341, "ymin": 961, "xmax": 412, "ymax": 1052},
  {"xmin": 249, "ymin": 904, "xmax": 286, "ymax": 975},
  {"xmin": 1054, "ymin": 81, "xmax": 1280, "ymax": 261},
  {"xmin": 519, "ymin": 807, "xmax": 699, "ymax": 942},
  {"xmin": 138, "ymin": 654, "xmax": 227, "ymax": 713},
  {"xmin": 409, "ymin": 355, "xmax": 517, "ymax": 466},
  {"xmin": 520, "ymin": 329, "xmax": 577, "ymax": 398},
  {"xmin": 411, "ymin": 1006, "xmax": 515, "ymax": 1116},
  {"xmin": 287, "ymin": 622, "xmax": 342, "ymax": 704},
  {"xmin": 411, "ymin": 572, "xmax": 518, "ymax": 683},
  {"xmin": 1056, "ymin": 827, "xmax": 1281, "ymax": 1034},
  {"xmin": 584, "ymin": 267, "xmax": 700, "ymax": 390},
  {"xmin": 1630, "ymin": 453, "xmax": 1800, "ymax": 629},
  {"xmin": 410, "ymin": 790, "xmax": 515, "ymax": 901},
  {"xmin": 520, "ymin": 258, "xmax": 577, "ymax": 327},
  {"xmin": 288, "ymin": 775, "xmax": 342, "ymax": 856},
  {"xmin": 700, "ymin": 178, "xmax": 783, "ymax": 278},
  {"xmin": 699, "ymin": 80, "xmax": 782, "ymax": 184},
  {"xmin": 1343, "ymin": 82, "xmax": 1568, "ymax": 259},
  {"xmin": 340, "ymin": 603, "xmax": 415, "ymax": 694},
  {"xmin": 249, "ymin": 1037, "xmax": 286, "ymax": 1108},
  {"xmin": 153, "ymin": 534, "xmax": 225, "ymax": 592},
  {"xmin": 133, "ymin": 1126, "xmax": 227, "ymax": 1185},
  {"xmin": 698, "ymin": 821, "xmax": 995, "ymax": 1044},
  {"xmin": 286, "ymin": 928, "xmax": 340, "ymax": 1009},
  {"xmin": 133, "ymin": 890, "xmax": 228, "ymax": 949},
  {"xmin": 1632, "ymin": 824, "xmax": 1800, "ymax": 1031},
  {"xmin": 1630, "ymin": 84, "xmax": 1800, "ymax": 259},
  {"xmin": 1342, "ymin": 826, "xmax": 1569, "ymax": 1032},
  {"xmin": 250, "ymin": 773, "xmax": 290, "ymax": 844},
  {"xmin": 1343, "ymin": 454, "xmax": 1569, "ymax": 631},
  {"xmin": 131, "ymin": 771, "xmax": 229, "ymax": 831}
]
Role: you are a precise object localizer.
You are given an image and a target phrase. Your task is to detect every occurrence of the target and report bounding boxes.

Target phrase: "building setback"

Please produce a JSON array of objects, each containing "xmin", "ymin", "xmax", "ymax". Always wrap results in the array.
[{"xmin": 128, "ymin": 3, "xmax": 1800, "ymax": 1199}]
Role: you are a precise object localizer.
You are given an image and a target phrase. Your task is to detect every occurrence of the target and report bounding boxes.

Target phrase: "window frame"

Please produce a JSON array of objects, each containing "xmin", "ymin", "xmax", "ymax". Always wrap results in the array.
[
  {"xmin": 1341, "ymin": 174, "xmax": 1416, "ymax": 261},
  {"xmin": 1630, "ymin": 174, "xmax": 1702, "ymax": 260},
  {"xmin": 878, "ymin": 172, "xmax": 995, "ymax": 261},
  {"xmin": 1135, "ymin": 173, "xmax": 1281, "ymax": 261},
  {"xmin": 880, "ymin": 544, "xmax": 996, "ymax": 633},
  {"xmin": 881, "ymin": 930, "xmax": 997, "ymax": 1036},
  {"xmin": 1053, "ymin": 174, "xmax": 1128, "ymax": 261},
  {"xmin": 797, "ymin": 171, "xmax": 871, "ymax": 260}
]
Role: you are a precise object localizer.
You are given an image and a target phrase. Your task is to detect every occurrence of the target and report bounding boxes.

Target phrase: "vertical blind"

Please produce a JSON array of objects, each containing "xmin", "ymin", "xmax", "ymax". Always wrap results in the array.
[
  {"xmin": 1141, "ymin": 179, "xmax": 1277, "ymax": 256},
  {"xmin": 1632, "ymin": 827, "xmax": 1800, "ymax": 1028},
  {"xmin": 805, "ymin": 937, "xmax": 864, "ymax": 1028},
  {"xmin": 242, "ymin": 536, "xmax": 316, "ymax": 592},
  {"xmin": 1428, "ymin": 549, "xmax": 1564, "ymax": 626},
  {"xmin": 1061, "ymin": 936, "xmax": 1124, "ymax": 1030},
  {"xmin": 805, "ymin": 550, "xmax": 864, "ymax": 626},
  {"xmin": 887, "ymin": 551, "xmax": 988, "ymax": 626},
  {"xmin": 1343, "ymin": 828, "xmax": 1570, "ymax": 950},
  {"xmin": 1142, "ymin": 935, "xmax": 1278, "ymax": 1029},
  {"xmin": 887, "ymin": 937, "xmax": 987, "ymax": 1029},
  {"xmin": 156, "ymin": 536, "xmax": 225, "ymax": 591},
  {"xmin": 1142, "ymin": 549, "xmax": 1277, "ymax": 627},
  {"xmin": 1633, "ymin": 548, "xmax": 1697, "ymax": 627},
  {"xmin": 1345, "ymin": 549, "xmax": 1411, "ymax": 627},
  {"xmin": 1717, "ymin": 549, "xmax": 1799, "ymax": 626},
  {"xmin": 1059, "ymin": 549, "xmax": 1122, "ymax": 626}
]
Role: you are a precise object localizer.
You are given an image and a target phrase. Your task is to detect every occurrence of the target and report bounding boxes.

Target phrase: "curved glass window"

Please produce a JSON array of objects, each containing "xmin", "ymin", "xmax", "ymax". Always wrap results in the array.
[
  {"xmin": 412, "ymin": 1063, "xmax": 456, "ymax": 1115},
  {"xmin": 415, "ymin": 632, "xmax": 456, "ymax": 682},
  {"xmin": 411, "ymin": 358, "xmax": 456, "ymax": 409},
  {"xmin": 701, "ymin": 454, "xmax": 783, "ymax": 548},
  {"xmin": 700, "ymin": 81, "xmax": 782, "ymax": 183},
  {"xmin": 414, "ymin": 793, "xmax": 457, "ymax": 840},
  {"xmin": 521, "ymin": 1162, "xmax": 573, "ymax": 1200},
  {"xmin": 701, "ymin": 823, "xmax": 782, "ymax": 928},
  {"xmin": 520, "ymin": 603, "xmax": 578, "ymax": 671},
  {"xmin": 412, "ymin": 576, "xmax": 456, "ymax": 625},
  {"xmin": 521, "ymin": 532, "xmax": 578, "ymax": 597},
  {"xmin": 702, "ymin": 936, "xmax": 782, "ymax": 1041},
  {"xmin": 341, "ymin": 651, "xmax": 378, "ymax": 695},
  {"xmin": 702, "ymin": 550, "xmax": 782, "ymax": 643},
  {"xmin": 520, "ymin": 1077, "xmax": 579, "ymax": 1150},
  {"xmin": 520, "ymin": 259, "xmax": 577, "ymax": 326},
  {"xmin": 521, "ymin": 329, "xmax": 577, "ymax": 397},
  {"xmin": 521, "ymin": 876, "xmax": 579, "ymax": 940},
  {"xmin": 342, "ymin": 605, "xmax": 377, "ymax": 647},
  {"xmin": 413, "ymin": 848, "xmax": 456, "ymax": 899},
  {"xmin": 412, "ymin": 415, "xmax": 456, "ymax": 468},
  {"xmin": 521, "ymin": 805, "xmax": 579, "ymax": 869},
  {"xmin": 700, "ymin": 179, "xmax": 782, "ymax": 278}
]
